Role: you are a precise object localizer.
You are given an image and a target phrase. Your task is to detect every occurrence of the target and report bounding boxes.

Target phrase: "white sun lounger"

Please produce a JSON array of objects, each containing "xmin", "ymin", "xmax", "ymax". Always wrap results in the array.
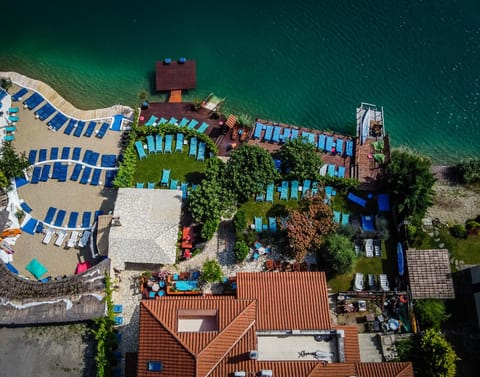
[
  {"xmin": 78, "ymin": 230, "xmax": 91, "ymax": 248},
  {"xmin": 379, "ymin": 274, "xmax": 390, "ymax": 291},
  {"xmin": 354, "ymin": 272, "xmax": 364, "ymax": 291},
  {"xmin": 42, "ymin": 228, "xmax": 55, "ymax": 245},
  {"xmin": 67, "ymin": 231, "xmax": 79, "ymax": 248},
  {"xmin": 364, "ymin": 239, "xmax": 374, "ymax": 257},
  {"xmin": 54, "ymin": 230, "xmax": 67, "ymax": 247}
]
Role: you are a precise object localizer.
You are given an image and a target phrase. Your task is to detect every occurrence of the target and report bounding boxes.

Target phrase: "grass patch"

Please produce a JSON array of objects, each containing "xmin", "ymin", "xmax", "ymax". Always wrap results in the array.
[
  {"xmin": 238, "ymin": 196, "xmax": 300, "ymax": 225},
  {"xmin": 133, "ymin": 152, "xmax": 206, "ymax": 187},
  {"xmin": 438, "ymin": 227, "xmax": 480, "ymax": 265}
]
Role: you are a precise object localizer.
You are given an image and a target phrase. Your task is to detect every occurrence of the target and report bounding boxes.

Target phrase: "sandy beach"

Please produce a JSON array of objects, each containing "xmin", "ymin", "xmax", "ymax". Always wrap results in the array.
[{"xmin": 6, "ymin": 84, "xmax": 123, "ymax": 278}]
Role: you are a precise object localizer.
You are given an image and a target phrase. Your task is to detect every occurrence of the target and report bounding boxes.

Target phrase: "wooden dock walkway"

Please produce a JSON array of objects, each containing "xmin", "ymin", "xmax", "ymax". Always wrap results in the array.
[{"xmin": 168, "ymin": 89, "xmax": 182, "ymax": 103}]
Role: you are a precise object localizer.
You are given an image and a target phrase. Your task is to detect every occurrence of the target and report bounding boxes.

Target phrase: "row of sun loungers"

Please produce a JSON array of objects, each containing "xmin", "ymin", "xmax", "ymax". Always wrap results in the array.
[
  {"xmin": 333, "ymin": 211, "xmax": 350, "ymax": 225},
  {"xmin": 135, "ymin": 135, "xmax": 206, "ymax": 161},
  {"xmin": 253, "ymin": 216, "xmax": 277, "ymax": 233},
  {"xmin": 42, "ymin": 207, "xmax": 96, "ymax": 229},
  {"xmin": 29, "ymin": 147, "xmax": 117, "ymax": 167},
  {"xmin": 143, "ymin": 115, "xmax": 210, "ymax": 134}
]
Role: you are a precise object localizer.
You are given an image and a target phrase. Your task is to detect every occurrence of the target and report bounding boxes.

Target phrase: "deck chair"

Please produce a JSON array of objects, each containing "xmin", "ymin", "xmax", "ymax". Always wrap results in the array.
[
  {"xmin": 317, "ymin": 134, "xmax": 326, "ymax": 151},
  {"xmin": 135, "ymin": 141, "xmax": 147, "ymax": 159},
  {"xmin": 180, "ymin": 182, "xmax": 188, "ymax": 199},
  {"xmin": 337, "ymin": 166, "xmax": 346, "ymax": 178},
  {"xmin": 146, "ymin": 135, "xmax": 155, "ymax": 153},
  {"xmin": 266, "ymin": 183, "xmax": 274, "ymax": 202},
  {"xmin": 253, "ymin": 122, "xmax": 263, "ymax": 139},
  {"xmin": 268, "ymin": 217, "xmax": 277, "ymax": 232},
  {"xmin": 147, "ymin": 182, "xmax": 155, "ymax": 189},
  {"xmin": 178, "ymin": 117, "xmax": 189, "ymax": 127},
  {"xmin": 169, "ymin": 179, "xmax": 178, "ymax": 190},
  {"xmin": 168, "ymin": 117, "xmax": 178, "ymax": 125},
  {"xmin": 136, "ymin": 182, "xmax": 144, "ymax": 188},
  {"xmin": 187, "ymin": 119, "xmax": 199, "ymax": 129},
  {"xmin": 281, "ymin": 128, "xmax": 291, "ymax": 142},
  {"xmin": 333, "ymin": 210, "xmax": 341, "ymax": 223},
  {"xmin": 164, "ymin": 134, "xmax": 173, "ymax": 153},
  {"xmin": 155, "ymin": 134, "xmax": 163, "ymax": 153},
  {"xmin": 145, "ymin": 115, "xmax": 158, "ymax": 126},
  {"xmin": 197, "ymin": 122, "xmax": 209, "ymax": 133},
  {"xmin": 189, "ymin": 137, "xmax": 197, "ymax": 157},
  {"xmin": 302, "ymin": 179, "xmax": 311, "ymax": 198},
  {"xmin": 197, "ymin": 142, "xmax": 205, "ymax": 161},
  {"xmin": 327, "ymin": 164, "xmax": 336, "ymax": 177},
  {"xmin": 160, "ymin": 169, "xmax": 170, "ymax": 186},
  {"xmin": 290, "ymin": 180, "xmax": 299, "ymax": 200},
  {"xmin": 175, "ymin": 133, "xmax": 184, "ymax": 152},
  {"xmin": 280, "ymin": 181, "xmax": 289, "ymax": 200},
  {"xmin": 341, "ymin": 213, "xmax": 350, "ymax": 225},
  {"xmin": 346, "ymin": 140, "xmax": 354, "ymax": 157},
  {"xmin": 254, "ymin": 217, "xmax": 263, "ymax": 233}
]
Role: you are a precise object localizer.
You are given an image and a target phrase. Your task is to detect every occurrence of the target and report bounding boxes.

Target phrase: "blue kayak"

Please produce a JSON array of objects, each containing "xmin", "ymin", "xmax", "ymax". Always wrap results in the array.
[{"xmin": 397, "ymin": 242, "xmax": 405, "ymax": 276}]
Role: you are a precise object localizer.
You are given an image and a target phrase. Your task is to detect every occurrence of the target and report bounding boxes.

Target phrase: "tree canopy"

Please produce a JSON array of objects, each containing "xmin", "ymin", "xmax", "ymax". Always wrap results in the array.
[
  {"xmin": 278, "ymin": 137, "xmax": 322, "ymax": 181},
  {"xmin": 414, "ymin": 299, "xmax": 450, "ymax": 330},
  {"xmin": 201, "ymin": 259, "xmax": 224, "ymax": 283},
  {"xmin": 457, "ymin": 157, "xmax": 480, "ymax": 184},
  {"xmin": 322, "ymin": 233, "xmax": 356, "ymax": 275},
  {"xmin": 188, "ymin": 178, "xmax": 234, "ymax": 224},
  {"xmin": 0, "ymin": 142, "xmax": 30, "ymax": 183},
  {"xmin": 284, "ymin": 196, "xmax": 336, "ymax": 262},
  {"xmin": 384, "ymin": 148, "xmax": 436, "ymax": 220},
  {"xmin": 224, "ymin": 144, "xmax": 279, "ymax": 203}
]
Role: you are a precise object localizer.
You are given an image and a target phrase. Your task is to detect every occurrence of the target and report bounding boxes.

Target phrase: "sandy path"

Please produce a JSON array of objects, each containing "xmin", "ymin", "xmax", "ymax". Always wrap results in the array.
[{"xmin": 7, "ymin": 84, "xmax": 122, "ymax": 278}]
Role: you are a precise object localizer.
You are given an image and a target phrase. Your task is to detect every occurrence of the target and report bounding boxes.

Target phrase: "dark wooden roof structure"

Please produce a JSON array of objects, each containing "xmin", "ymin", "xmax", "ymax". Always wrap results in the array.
[
  {"xmin": 0, "ymin": 258, "xmax": 109, "ymax": 324},
  {"xmin": 155, "ymin": 60, "xmax": 196, "ymax": 91}
]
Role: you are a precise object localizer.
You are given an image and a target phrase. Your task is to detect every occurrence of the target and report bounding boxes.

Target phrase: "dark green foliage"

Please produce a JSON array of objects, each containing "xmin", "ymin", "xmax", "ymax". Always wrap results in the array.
[
  {"xmin": 0, "ymin": 142, "xmax": 30, "ymax": 181},
  {"xmin": 449, "ymin": 224, "xmax": 467, "ymax": 239},
  {"xmin": 234, "ymin": 240, "xmax": 250, "ymax": 262},
  {"xmin": 224, "ymin": 144, "xmax": 279, "ymax": 203},
  {"xmin": 91, "ymin": 275, "xmax": 117, "ymax": 377},
  {"xmin": 323, "ymin": 233, "xmax": 356, "ymax": 274},
  {"xmin": 201, "ymin": 217, "xmax": 220, "ymax": 241},
  {"xmin": 414, "ymin": 299, "xmax": 450, "ymax": 330},
  {"xmin": 202, "ymin": 259, "xmax": 223, "ymax": 283},
  {"xmin": 188, "ymin": 179, "xmax": 235, "ymax": 224},
  {"xmin": 278, "ymin": 138, "xmax": 322, "ymax": 181},
  {"xmin": 0, "ymin": 78, "xmax": 12, "ymax": 91},
  {"xmin": 385, "ymin": 148, "xmax": 436, "ymax": 220},
  {"xmin": 457, "ymin": 157, "xmax": 480, "ymax": 184},
  {"xmin": 233, "ymin": 211, "xmax": 248, "ymax": 232}
]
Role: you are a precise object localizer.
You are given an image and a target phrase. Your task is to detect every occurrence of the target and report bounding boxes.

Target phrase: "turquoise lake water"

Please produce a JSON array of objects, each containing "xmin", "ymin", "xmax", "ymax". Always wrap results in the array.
[{"xmin": 0, "ymin": 0, "xmax": 479, "ymax": 163}]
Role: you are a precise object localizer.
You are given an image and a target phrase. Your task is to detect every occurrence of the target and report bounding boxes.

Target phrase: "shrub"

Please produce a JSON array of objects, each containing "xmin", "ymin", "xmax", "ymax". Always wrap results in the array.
[
  {"xmin": 457, "ymin": 157, "xmax": 480, "ymax": 184},
  {"xmin": 414, "ymin": 299, "xmax": 450, "ymax": 330},
  {"xmin": 201, "ymin": 218, "xmax": 220, "ymax": 241},
  {"xmin": 450, "ymin": 224, "xmax": 467, "ymax": 238},
  {"xmin": 233, "ymin": 211, "xmax": 247, "ymax": 232},
  {"xmin": 201, "ymin": 259, "xmax": 223, "ymax": 283},
  {"xmin": 234, "ymin": 240, "xmax": 250, "ymax": 262}
]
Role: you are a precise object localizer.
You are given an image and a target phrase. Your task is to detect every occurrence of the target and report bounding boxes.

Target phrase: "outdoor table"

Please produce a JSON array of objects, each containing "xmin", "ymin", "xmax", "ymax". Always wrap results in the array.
[{"xmin": 152, "ymin": 283, "xmax": 160, "ymax": 292}]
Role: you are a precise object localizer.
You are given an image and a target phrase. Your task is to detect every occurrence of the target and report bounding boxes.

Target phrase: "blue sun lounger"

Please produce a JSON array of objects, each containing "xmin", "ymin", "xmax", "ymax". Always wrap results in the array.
[
  {"xmin": 52, "ymin": 162, "xmax": 62, "ymax": 179},
  {"xmin": 160, "ymin": 169, "xmax": 170, "ymax": 186},
  {"xmin": 31, "ymin": 167, "xmax": 41, "ymax": 184},
  {"xmin": 21, "ymin": 217, "xmax": 38, "ymax": 235},
  {"xmin": 254, "ymin": 217, "xmax": 263, "ymax": 233},
  {"xmin": 136, "ymin": 182, "xmax": 144, "ymax": 189},
  {"xmin": 253, "ymin": 122, "xmax": 263, "ymax": 139},
  {"xmin": 8, "ymin": 115, "xmax": 19, "ymax": 122},
  {"xmin": 61, "ymin": 147, "xmax": 70, "ymax": 160},
  {"xmin": 290, "ymin": 180, "xmax": 299, "ymax": 199},
  {"xmin": 336, "ymin": 139, "xmax": 344, "ymax": 155},
  {"xmin": 58, "ymin": 164, "xmax": 68, "ymax": 182},
  {"xmin": 82, "ymin": 212, "xmax": 92, "ymax": 228},
  {"xmin": 146, "ymin": 135, "xmax": 155, "ymax": 153},
  {"xmin": 96, "ymin": 122, "xmax": 109, "ymax": 138},
  {"xmin": 3, "ymin": 134, "xmax": 15, "ymax": 142},
  {"xmin": 35, "ymin": 103, "xmax": 56, "ymax": 121},
  {"xmin": 181, "ymin": 182, "xmax": 188, "ymax": 199},
  {"xmin": 256, "ymin": 186, "xmax": 265, "ymax": 202},
  {"xmin": 337, "ymin": 166, "xmax": 346, "ymax": 178},
  {"xmin": 145, "ymin": 115, "xmax": 158, "ymax": 126},
  {"xmin": 158, "ymin": 117, "xmax": 167, "ymax": 125},
  {"xmin": 80, "ymin": 167, "xmax": 92, "ymax": 184},
  {"xmin": 50, "ymin": 147, "xmax": 59, "ymax": 160},
  {"xmin": 82, "ymin": 150, "xmax": 92, "ymax": 164},
  {"xmin": 48, "ymin": 112, "xmax": 68, "ymax": 131},
  {"xmin": 105, "ymin": 170, "xmax": 116, "ymax": 187},
  {"xmin": 147, "ymin": 182, "xmax": 155, "ymax": 189},
  {"xmin": 325, "ymin": 136, "xmax": 334, "ymax": 152},
  {"xmin": 197, "ymin": 122, "xmax": 209, "ymax": 133},
  {"xmin": 291, "ymin": 129, "xmax": 299, "ymax": 140},
  {"xmin": 54, "ymin": 210, "xmax": 66, "ymax": 227},
  {"xmin": 302, "ymin": 179, "xmax": 311, "ymax": 198},
  {"xmin": 279, "ymin": 181, "xmax": 289, "ymax": 200},
  {"xmin": 186, "ymin": 119, "xmax": 197, "ymax": 130},
  {"xmin": 272, "ymin": 126, "xmax": 282, "ymax": 143},
  {"xmin": 20, "ymin": 201, "xmax": 33, "ymax": 213},
  {"xmin": 12, "ymin": 88, "xmax": 28, "ymax": 101},
  {"xmin": 164, "ymin": 134, "xmax": 173, "ymax": 153},
  {"xmin": 169, "ymin": 179, "xmax": 178, "ymax": 190},
  {"xmin": 302, "ymin": 132, "xmax": 315, "ymax": 144},
  {"xmin": 327, "ymin": 164, "xmax": 336, "ymax": 177},
  {"xmin": 6, "ymin": 126, "xmax": 16, "ymax": 132},
  {"xmin": 197, "ymin": 142, "xmax": 205, "ymax": 161},
  {"xmin": 135, "ymin": 141, "xmax": 147, "ymax": 159},
  {"xmin": 44, "ymin": 207, "xmax": 57, "ymax": 224},
  {"xmin": 346, "ymin": 140, "xmax": 354, "ymax": 157},
  {"xmin": 8, "ymin": 106, "xmax": 19, "ymax": 113},
  {"xmin": 178, "ymin": 117, "xmax": 189, "ymax": 127},
  {"xmin": 281, "ymin": 128, "xmax": 291, "ymax": 143},
  {"xmin": 264, "ymin": 125, "xmax": 274, "ymax": 142},
  {"xmin": 88, "ymin": 151, "xmax": 99, "ymax": 166},
  {"xmin": 333, "ymin": 211, "xmax": 341, "ymax": 223},
  {"xmin": 28, "ymin": 150, "xmax": 37, "ymax": 165},
  {"xmin": 40, "ymin": 165, "xmax": 51, "ymax": 182},
  {"xmin": 73, "ymin": 121, "xmax": 86, "ymax": 137},
  {"xmin": 68, "ymin": 212, "xmax": 79, "ymax": 228},
  {"xmin": 318, "ymin": 134, "xmax": 326, "ymax": 151},
  {"xmin": 266, "ymin": 183, "xmax": 274, "ymax": 202},
  {"xmin": 168, "ymin": 117, "xmax": 178, "ymax": 125},
  {"xmin": 90, "ymin": 169, "xmax": 102, "ymax": 185},
  {"xmin": 341, "ymin": 213, "xmax": 350, "ymax": 225},
  {"xmin": 0, "ymin": 89, "xmax": 7, "ymax": 101},
  {"xmin": 325, "ymin": 186, "xmax": 333, "ymax": 201},
  {"xmin": 175, "ymin": 133, "xmax": 184, "ymax": 152},
  {"xmin": 311, "ymin": 181, "xmax": 319, "ymax": 196},
  {"xmin": 63, "ymin": 119, "xmax": 76, "ymax": 135},
  {"xmin": 72, "ymin": 147, "xmax": 81, "ymax": 161},
  {"xmin": 268, "ymin": 217, "xmax": 277, "ymax": 232},
  {"xmin": 155, "ymin": 134, "xmax": 163, "ymax": 153},
  {"xmin": 83, "ymin": 121, "xmax": 96, "ymax": 137},
  {"xmin": 189, "ymin": 137, "xmax": 197, "ymax": 157},
  {"xmin": 23, "ymin": 92, "xmax": 44, "ymax": 110}
]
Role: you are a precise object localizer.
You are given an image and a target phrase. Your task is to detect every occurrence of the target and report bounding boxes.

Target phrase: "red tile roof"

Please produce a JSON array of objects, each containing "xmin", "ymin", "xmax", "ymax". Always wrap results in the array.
[
  {"xmin": 137, "ymin": 272, "xmax": 413, "ymax": 377},
  {"xmin": 236, "ymin": 272, "xmax": 331, "ymax": 330}
]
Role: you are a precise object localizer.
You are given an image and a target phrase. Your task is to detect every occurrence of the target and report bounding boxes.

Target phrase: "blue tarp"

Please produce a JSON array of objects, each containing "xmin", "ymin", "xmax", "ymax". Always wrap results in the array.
[
  {"xmin": 377, "ymin": 193, "xmax": 390, "ymax": 212},
  {"xmin": 361, "ymin": 215, "xmax": 375, "ymax": 232}
]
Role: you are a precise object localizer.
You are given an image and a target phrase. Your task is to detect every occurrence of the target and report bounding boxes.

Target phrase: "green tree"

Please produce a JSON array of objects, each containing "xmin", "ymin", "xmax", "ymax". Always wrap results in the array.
[
  {"xmin": 202, "ymin": 259, "xmax": 223, "ymax": 283},
  {"xmin": 278, "ymin": 137, "xmax": 322, "ymax": 181},
  {"xmin": 420, "ymin": 329, "xmax": 459, "ymax": 377},
  {"xmin": 0, "ymin": 78, "xmax": 12, "ymax": 91},
  {"xmin": 188, "ymin": 179, "xmax": 234, "ymax": 224},
  {"xmin": 234, "ymin": 240, "xmax": 250, "ymax": 262},
  {"xmin": 322, "ymin": 233, "xmax": 356, "ymax": 274},
  {"xmin": 201, "ymin": 217, "xmax": 220, "ymax": 241},
  {"xmin": 233, "ymin": 210, "xmax": 248, "ymax": 233},
  {"xmin": 414, "ymin": 299, "xmax": 450, "ymax": 330},
  {"xmin": 457, "ymin": 157, "xmax": 480, "ymax": 184},
  {"xmin": 224, "ymin": 144, "xmax": 279, "ymax": 203},
  {"xmin": 384, "ymin": 148, "xmax": 436, "ymax": 220},
  {"xmin": 0, "ymin": 142, "xmax": 30, "ymax": 180},
  {"xmin": 0, "ymin": 171, "xmax": 10, "ymax": 189},
  {"xmin": 236, "ymin": 113, "xmax": 253, "ymax": 128}
]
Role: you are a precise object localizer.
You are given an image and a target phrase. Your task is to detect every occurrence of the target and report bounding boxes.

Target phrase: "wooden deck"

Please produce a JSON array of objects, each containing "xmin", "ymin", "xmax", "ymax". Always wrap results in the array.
[
  {"xmin": 155, "ymin": 60, "xmax": 196, "ymax": 91},
  {"xmin": 168, "ymin": 90, "xmax": 182, "ymax": 103}
]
